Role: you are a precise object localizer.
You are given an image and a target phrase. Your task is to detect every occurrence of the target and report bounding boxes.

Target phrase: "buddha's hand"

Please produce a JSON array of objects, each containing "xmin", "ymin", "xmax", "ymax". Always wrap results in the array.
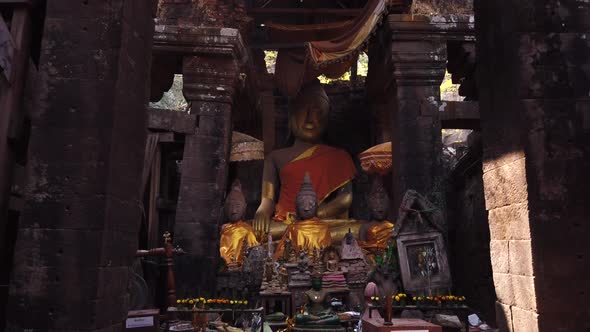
[{"xmin": 254, "ymin": 199, "xmax": 273, "ymax": 239}]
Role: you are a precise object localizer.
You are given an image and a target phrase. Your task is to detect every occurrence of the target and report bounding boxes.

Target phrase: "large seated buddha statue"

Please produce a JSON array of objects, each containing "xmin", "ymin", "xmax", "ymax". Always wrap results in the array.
[
  {"xmin": 274, "ymin": 173, "xmax": 332, "ymax": 260},
  {"xmin": 219, "ymin": 180, "xmax": 259, "ymax": 266},
  {"xmin": 358, "ymin": 177, "xmax": 395, "ymax": 253},
  {"xmin": 253, "ymin": 80, "xmax": 357, "ymax": 237}
]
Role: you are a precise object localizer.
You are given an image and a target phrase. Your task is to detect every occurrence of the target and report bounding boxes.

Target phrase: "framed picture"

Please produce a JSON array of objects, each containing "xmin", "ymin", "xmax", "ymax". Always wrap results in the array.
[{"xmin": 397, "ymin": 232, "xmax": 451, "ymax": 293}]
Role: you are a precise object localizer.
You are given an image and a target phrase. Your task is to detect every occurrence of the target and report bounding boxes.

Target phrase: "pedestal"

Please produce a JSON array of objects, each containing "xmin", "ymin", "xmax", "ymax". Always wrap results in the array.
[
  {"xmin": 259, "ymin": 292, "xmax": 292, "ymax": 317},
  {"xmin": 362, "ymin": 317, "xmax": 442, "ymax": 332}
]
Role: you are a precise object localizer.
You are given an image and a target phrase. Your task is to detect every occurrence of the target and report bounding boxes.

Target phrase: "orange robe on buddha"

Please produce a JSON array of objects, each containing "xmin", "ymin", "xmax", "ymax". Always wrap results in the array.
[
  {"xmin": 274, "ymin": 145, "xmax": 356, "ymax": 223},
  {"xmin": 359, "ymin": 221, "xmax": 395, "ymax": 250},
  {"xmin": 274, "ymin": 217, "xmax": 332, "ymax": 260},
  {"xmin": 219, "ymin": 220, "xmax": 259, "ymax": 265}
]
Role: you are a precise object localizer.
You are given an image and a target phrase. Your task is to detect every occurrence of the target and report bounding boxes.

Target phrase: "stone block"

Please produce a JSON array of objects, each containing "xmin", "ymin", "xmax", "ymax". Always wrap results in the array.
[
  {"xmin": 482, "ymin": 150, "xmax": 524, "ymax": 174},
  {"xmin": 23, "ymin": 162, "xmax": 110, "ymax": 204},
  {"xmin": 490, "ymin": 240, "xmax": 509, "ymax": 274},
  {"xmin": 495, "ymin": 301, "xmax": 513, "ymax": 332},
  {"xmin": 37, "ymin": 78, "xmax": 116, "ymax": 126},
  {"xmin": 492, "ymin": 273, "xmax": 514, "ymax": 306},
  {"xmin": 511, "ymin": 275, "xmax": 537, "ymax": 312},
  {"xmin": 483, "ymin": 157, "xmax": 528, "ymax": 210},
  {"xmin": 96, "ymin": 267, "xmax": 130, "ymax": 299},
  {"xmin": 509, "ymin": 240, "xmax": 534, "ymax": 276},
  {"xmin": 27, "ymin": 127, "xmax": 112, "ymax": 164},
  {"xmin": 11, "ymin": 228, "xmax": 105, "ymax": 268},
  {"xmin": 510, "ymin": 307, "xmax": 538, "ymax": 332},
  {"xmin": 488, "ymin": 203, "xmax": 531, "ymax": 241},
  {"xmin": 197, "ymin": 113, "xmax": 232, "ymax": 138},
  {"xmin": 18, "ymin": 197, "xmax": 107, "ymax": 230},
  {"xmin": 46, "ymin": 0, "xmax": 124, "ymax": 20}
]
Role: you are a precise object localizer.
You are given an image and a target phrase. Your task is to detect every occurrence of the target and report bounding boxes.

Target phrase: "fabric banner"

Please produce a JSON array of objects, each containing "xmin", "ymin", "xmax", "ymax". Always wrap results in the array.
[{"xmin": 272, "ymin": 0, "xmax": 389, "ymax": 96}]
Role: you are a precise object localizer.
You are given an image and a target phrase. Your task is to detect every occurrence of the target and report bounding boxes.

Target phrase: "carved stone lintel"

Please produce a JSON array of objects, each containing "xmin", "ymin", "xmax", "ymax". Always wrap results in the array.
[
  {"xmin": 154, "ymin": 25, "xmax": 247, "ymax": 62},
  {"xmin": 388, "ymin": 14, "xmax": 475, "ymax": 42}
]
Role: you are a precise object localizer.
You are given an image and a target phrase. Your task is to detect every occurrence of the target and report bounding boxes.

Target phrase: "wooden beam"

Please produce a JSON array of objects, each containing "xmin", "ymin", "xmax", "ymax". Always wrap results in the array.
[
  {"xmin": 249, "ymin": 8, "xmax": 362, "ymax": 16},
  {"xmin": 440, "ymin": 101, "xmax": 480, "ymax": 130}
]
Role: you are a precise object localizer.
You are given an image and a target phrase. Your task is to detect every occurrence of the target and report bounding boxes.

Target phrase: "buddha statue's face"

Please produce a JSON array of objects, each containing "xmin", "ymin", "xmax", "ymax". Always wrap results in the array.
[
  {"xmin": 225, "ymin": 197, "xmax": 246, "ymax": 223},
  {"xmin": 289, "ymin": 92, "xmax": 329, "ymax": 143},
  {"xmin": 296, "ymin": 194, "xmax": 318, "ymax": 220}
]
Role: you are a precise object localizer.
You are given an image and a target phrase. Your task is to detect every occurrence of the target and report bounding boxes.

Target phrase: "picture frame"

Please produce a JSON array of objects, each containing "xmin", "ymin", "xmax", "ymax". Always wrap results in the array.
[{"xmin": 396, "ymin": 232, "xmax": 451, "ymax": 293}]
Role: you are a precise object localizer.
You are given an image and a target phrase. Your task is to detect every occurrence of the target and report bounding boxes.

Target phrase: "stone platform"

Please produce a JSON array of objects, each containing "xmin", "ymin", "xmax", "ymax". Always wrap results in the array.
[{"xmin": 362, "ymin": 317, "xmax": 442, "ymax": 332}]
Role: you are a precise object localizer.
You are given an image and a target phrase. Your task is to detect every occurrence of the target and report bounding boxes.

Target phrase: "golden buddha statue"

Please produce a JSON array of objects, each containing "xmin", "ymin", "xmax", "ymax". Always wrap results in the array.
[
  {"xmin": 274, "ymin": 173, "xmax": 332, "ymax": 260},
  {"xmin": 219, "ymin": 180, "xmax": 259, "ymax": 266},
  {"xmin": 358, "ymin": 177, "xmax": 395, "ymax": 252},
  {"xmin": 254, "ymin": 80, "xmax": 357, "ymax": 237}
]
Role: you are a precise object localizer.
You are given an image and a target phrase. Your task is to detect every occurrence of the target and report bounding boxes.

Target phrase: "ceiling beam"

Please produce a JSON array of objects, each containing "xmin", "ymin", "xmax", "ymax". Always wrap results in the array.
[{"xmin": 249, "ymin": 8, "xmax": 362, "ymax": 17}]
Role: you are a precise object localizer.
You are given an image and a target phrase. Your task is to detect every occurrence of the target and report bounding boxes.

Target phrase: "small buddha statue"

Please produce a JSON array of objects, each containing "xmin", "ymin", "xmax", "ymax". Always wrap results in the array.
[
  {"xmin": 298, "ymin": 250, "xmax": 310, "ymax": 272},
  {"xmin": 219, "ymin": 180, "xmax": 259, "ymax": 267},
  {"xmin": 274, "ymin": 173, "xmax": 332, "ymax": 260},
  {"xmin": 295, "ymin": 273, "xmax": 340, "ymax": 326},
  {"xmin": 325, "ymin": 251, "xmax": 339, "ymax": 273},
  {"xmin": 254, "ymin": 80, "xmax": 357, "ymax": 235},
  {"xmin": 359, "ymin": 177, "xmax": 395, "ymax": 253}
]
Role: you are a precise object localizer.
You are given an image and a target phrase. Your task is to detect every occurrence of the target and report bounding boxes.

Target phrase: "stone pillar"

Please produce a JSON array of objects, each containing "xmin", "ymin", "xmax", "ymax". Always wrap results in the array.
[
  {"xmin": 6, "ymin": 0, "xmax": 155, "ymax": 330},
  {"xmin": 152, "ymin": 26, "xmax": 247, "ymax": 296},
  {"xmin": 475, "ymin": 1, "xmax": 590, "ymax": 331},
  {"xmin": 387, "ymin": 15, "xmax": 448, "ymax": 214}
]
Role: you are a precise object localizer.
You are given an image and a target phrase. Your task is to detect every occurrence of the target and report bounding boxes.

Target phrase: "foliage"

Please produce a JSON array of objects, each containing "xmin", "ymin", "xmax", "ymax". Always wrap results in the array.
[
  {"xmin": 264, "ymin": 50, "xmax": 277, "ymax": 74},
  {"xmin": 149, "ymin": 74, "xmax": 188, "ymax": 111}
]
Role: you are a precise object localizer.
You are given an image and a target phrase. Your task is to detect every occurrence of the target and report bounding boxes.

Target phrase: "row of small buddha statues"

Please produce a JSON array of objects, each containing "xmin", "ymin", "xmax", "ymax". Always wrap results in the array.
[{"xmin": 219, "ymin": 173, "xmax": 395, "ymax": 271}]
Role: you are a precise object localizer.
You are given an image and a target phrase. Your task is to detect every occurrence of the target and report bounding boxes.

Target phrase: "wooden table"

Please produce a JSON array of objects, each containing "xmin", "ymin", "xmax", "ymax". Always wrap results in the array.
[{"xmin": 363, "ymin": 317, "xmax": 442, "ymax": 332}]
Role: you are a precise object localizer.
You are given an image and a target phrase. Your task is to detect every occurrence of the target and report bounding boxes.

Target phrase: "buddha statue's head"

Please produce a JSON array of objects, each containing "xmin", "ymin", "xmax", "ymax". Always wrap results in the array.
[
  {"xmin": 311, "ymin": 272, "xmax": 323, "ymax": 291},
  {"xmin": 225, "ymin": 179, "xmax": 246, "ymax": 222},
  {"xmin": 295, "ymin": 173, "xmax": 318, "ymax": 220},
  {"xmin": 368, "ymin": 176, "xmax": 389, "ymax": 221},
  {"xmin": 289, "ymin": 80, "xmax": 330, "ymax": 143}
]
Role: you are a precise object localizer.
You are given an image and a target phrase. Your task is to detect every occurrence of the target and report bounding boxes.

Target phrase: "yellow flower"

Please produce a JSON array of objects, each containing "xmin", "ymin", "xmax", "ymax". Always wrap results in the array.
[
  {"xmin": 375, "ymin": 296, "xmax": 380, "ymax": 301},
  {"xmin": 244, "ymin": 300, "xmax": 248, "ymax": 305},
  {"xmin": 371, "ymin": 296, "xmax": 375, "ymax": 300},
  {"xmin": 189, "ymin": 300, "xmax": 194, "ymax": 304},
  {"xmin": 394, "ymin": 296, "xmax": 400, "ymax": 301},
  {"xmin": 412, "ymin": 297, "xmax": 417, "ymax": 301},
  {"xmin": 230, "ymin": 300, "xmax": 235, "ymax": 305},
  {"xmin": 177, "ymin": 299, "xmax": 181, "ymax": 304}
]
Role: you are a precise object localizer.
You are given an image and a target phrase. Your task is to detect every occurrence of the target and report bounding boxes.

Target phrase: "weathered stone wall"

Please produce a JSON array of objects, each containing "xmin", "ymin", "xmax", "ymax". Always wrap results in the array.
[
  {"xmin": 446, "ymin": 133, "xmax": 496, "ymax": 323},
  {"xmin": 475, "ymin": 0, "xmax": 590, "ymax": 331},
  {"xmin": 157, "ymin": 0, "xmax": 252, "ymax": 38},
  {"xmin": 6, "ymin": 0, "xmax": 155, "ymax": 330}
]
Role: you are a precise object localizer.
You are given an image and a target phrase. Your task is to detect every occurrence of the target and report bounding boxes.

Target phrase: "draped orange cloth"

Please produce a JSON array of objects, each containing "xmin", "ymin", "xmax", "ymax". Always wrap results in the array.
[
  {"xmin": 274, "ymin": 217, "xmax": 332, "ymax": 260},
  {"xmin": 359, "ymin": 221, "xmax": 395, "ymax": 250},
  {"xmin": 273, "ymin": 145, "xmax": 357, "ymax": 222},
  {"xmin": 219, "ymin": 221, "xmax": 259, "ymax": 265},
  {"xmin": 272, "ymin": 0, "xmax": 389, "ymax": 96}
]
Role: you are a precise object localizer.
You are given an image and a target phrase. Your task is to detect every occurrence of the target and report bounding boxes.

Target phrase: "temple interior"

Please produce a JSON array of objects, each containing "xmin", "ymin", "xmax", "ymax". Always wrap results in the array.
[{"xmin": 0, "ymin": 0, "xmax": 589, "ymax": 331}]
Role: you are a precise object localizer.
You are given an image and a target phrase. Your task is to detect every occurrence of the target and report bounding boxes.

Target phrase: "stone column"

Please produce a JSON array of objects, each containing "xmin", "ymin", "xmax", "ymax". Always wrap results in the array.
[
  {"xmin": 6, "ymin": 0, "xmax": 155, "ymax": 330},
  {"xmin": 475, "ymin": 1, "xmax": 590, "ymax": 331},
  {"xmin": 153, "ymin": 26, "xmax": 247, "ymax": 295},
  {"xmin": 386, "ymin": 15, "xmax": 448, "ymax": 214}
]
